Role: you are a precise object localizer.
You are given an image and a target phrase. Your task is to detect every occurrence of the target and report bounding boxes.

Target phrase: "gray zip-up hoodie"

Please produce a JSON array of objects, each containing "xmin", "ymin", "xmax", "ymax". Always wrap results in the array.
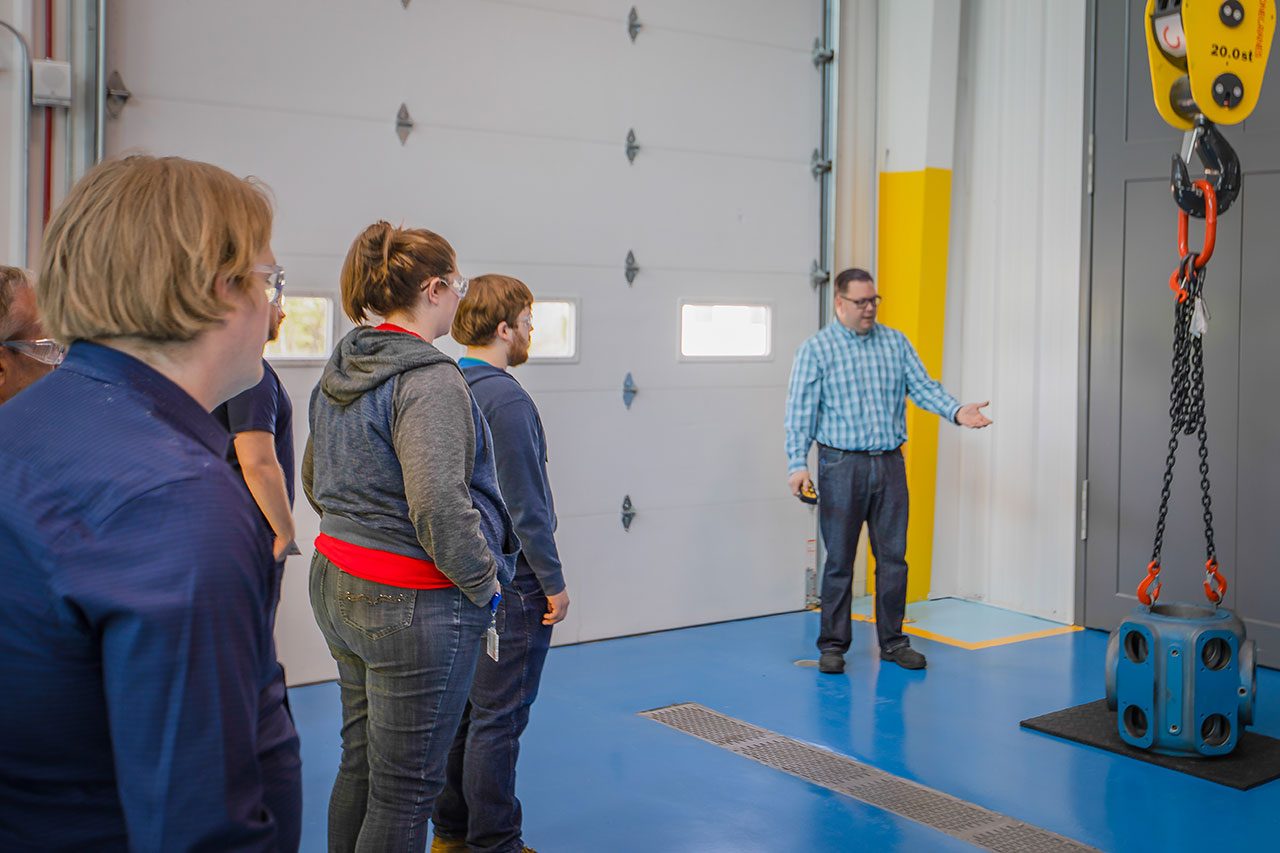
[{"xmin": 302, "ymin": 326, "xmax": 518, "ymax": 606}]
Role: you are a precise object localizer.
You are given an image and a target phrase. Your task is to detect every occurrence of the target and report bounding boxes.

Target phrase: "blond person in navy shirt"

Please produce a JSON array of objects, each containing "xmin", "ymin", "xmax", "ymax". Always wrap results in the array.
[
  {"xmin": 215, "ymin": 295, "xmax": 298, "ymax": 631},
  {"xmin": 0, "ymin": 156, "xmax": 300, "ymax": 851},
  {"xmin": 785, "ymin": 268, "xmax": 992, "ymax": 675}
]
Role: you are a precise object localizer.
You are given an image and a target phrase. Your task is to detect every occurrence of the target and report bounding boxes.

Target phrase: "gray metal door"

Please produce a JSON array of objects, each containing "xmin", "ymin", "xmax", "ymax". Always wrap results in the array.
[{"xmin": 1085, "ymin": 0, "xmax": 1280, "ymax": 666}]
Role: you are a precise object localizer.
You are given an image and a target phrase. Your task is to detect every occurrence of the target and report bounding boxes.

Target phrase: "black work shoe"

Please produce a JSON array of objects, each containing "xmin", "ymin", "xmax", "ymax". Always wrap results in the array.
[
  {"xmin": 818, "ymin": 651, "xmax": 845, "ymax": 674},
  {"xmin": 880, "ymin": 645, "xmax": 927, "ymax": 670}
]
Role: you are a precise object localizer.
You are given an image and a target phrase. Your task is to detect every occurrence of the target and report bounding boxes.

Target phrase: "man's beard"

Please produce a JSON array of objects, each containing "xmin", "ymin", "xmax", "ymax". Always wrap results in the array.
[{"xmin": 508, "ymin": 332, "xmax": 530, "ymax": 367}]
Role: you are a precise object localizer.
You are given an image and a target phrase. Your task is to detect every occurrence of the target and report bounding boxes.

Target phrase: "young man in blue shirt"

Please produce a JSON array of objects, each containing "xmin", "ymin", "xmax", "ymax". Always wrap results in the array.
[
  {"xmin": 215, "ymin": 299, "xmax": 296, "ymax": 565},
  {"xmin": 785, "ymin": 268, "xmax": 992, "ymax": 675},
  {"xmin": 213, "ymin": 297, "xmax": 303, "ymax": 850},
  {"xmin": 433, "ymin": 274, "xmax": 569, "ymax": 853},
  {"xmin": 0, "ymin": 156, "xmax": 301, "ymax": 851}
]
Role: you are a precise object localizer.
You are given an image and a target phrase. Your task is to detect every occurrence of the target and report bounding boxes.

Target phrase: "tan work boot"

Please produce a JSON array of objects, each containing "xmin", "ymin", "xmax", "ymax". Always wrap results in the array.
[{"xmin": 431, "ymin": 835, "xmax": 538, "ymax": 852}]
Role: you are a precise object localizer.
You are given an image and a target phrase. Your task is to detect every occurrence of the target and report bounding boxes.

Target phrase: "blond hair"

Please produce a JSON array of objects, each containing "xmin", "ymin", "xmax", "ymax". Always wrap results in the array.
[
  {"xmin": 451, "ymin": 274, "xmax": 534, "ymax": 346},
  {"xmin": 38, "ymin": 155, "xmax": 272, "ymax": 343},
  {"xmin": 341, "ymin": 221, "xmax": 456, "ymax": 325}
]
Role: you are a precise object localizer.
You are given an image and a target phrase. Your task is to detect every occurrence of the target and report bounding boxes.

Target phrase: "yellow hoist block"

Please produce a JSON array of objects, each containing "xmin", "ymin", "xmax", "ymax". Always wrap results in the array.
[{"xmin": 1146, "ymin": 0, "xmax": 1276, "ymax": 129}]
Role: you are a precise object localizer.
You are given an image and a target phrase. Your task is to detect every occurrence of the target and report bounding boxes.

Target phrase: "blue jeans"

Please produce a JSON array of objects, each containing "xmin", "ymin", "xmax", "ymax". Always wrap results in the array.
[
  {"xmin": 309, "ymin": 552, "xmax": 491, "ymax": 853},
  {"xmin": 432, "ymin": 571, "xmax": 553, "ymax": 853},
  {"xmin": 816, "ymin": 446, "xmax": 911, "ymax": 654}
]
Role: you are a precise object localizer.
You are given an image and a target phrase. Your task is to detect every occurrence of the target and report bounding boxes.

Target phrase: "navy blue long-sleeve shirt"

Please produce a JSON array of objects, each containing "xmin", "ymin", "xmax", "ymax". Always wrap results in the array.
[
  {"xmin": 460, "ymin": 358, "xmax": 565, "ymax": 596},
  {"xmin": 0, "ymin": 343, "xmax": 282, "ymax": 851}
]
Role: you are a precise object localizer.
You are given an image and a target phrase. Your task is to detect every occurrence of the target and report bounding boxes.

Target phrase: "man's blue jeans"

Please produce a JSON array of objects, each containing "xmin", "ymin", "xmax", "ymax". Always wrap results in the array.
[
  {"xmin": 816, "ymin": 446, "xmax": 911, "ymax": 655},
  {"xmin": 432, "ymin": 571, "xmax": 554, "ymax": 853},
  {"xmin": 309, "ymin": 552, "xmax": 490, "ymax": 853}
]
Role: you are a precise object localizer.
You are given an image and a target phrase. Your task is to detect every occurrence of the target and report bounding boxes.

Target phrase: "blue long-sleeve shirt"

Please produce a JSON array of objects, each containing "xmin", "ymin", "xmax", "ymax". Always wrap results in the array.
[
  {"xmin": 0, "ymin": 343, "xmax": 282, "ymax": 852},
  {"xmin": 460, "ymin": 358, "xmax": 565, "ymax": 596},
  {"xmin": 785, "ymin": 322, "xmax": 961, "ymax": 473}
]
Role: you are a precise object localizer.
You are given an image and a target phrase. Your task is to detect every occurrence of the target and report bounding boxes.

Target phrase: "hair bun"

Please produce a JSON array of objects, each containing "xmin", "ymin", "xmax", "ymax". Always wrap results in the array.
[{"xmin": 361, "ymin": 220, "xmax": 396, "ymax": 285}]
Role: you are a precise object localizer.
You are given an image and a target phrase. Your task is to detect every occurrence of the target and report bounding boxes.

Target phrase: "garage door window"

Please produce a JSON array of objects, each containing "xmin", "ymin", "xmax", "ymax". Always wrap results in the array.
[
  {"xmin": 529, "ymin": 299, "xmax": 578, "ymax": 362},
  {"xmin": 266, "ymin": 295, "xmax": 334, "ymax": 363},
  {"xmin": 680, "ymin": 302, "xmax": 772, "ymax": 359}
]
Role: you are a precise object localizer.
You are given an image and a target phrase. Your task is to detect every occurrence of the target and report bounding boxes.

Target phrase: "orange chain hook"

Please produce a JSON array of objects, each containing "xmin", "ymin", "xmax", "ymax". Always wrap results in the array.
[
  {"xmin": 1137, "ymin": 560, "xmax": 1162, "ymax": 607},
  {"xmin": 1203, "ymin": 558, "xmax": 1228, "ymax": 605}
]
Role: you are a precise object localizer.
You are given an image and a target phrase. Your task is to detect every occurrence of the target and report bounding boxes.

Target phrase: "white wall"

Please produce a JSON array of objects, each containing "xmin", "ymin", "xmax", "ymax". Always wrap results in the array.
[
  {"xmin": 876, "ymin": 0, "xmax": 961, "ymax": 173},
  {"xmin": 107, "ymin": 0, "xmax": 823, "ymax": 685},
  {"xmin": 931, "ymin": 0, "xmax": 1087, "ymax": 622}
]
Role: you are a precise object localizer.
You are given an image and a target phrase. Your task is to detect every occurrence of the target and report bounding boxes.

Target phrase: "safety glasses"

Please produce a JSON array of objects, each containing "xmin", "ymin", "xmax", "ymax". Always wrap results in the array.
[
  {"xmin": 433, "ymin": 273, "xmax": 469, "ymax": 299},
  {"xmin": 254, "ymin": 264, "xmax": 286, "ymax": 306},
  {"xmin": 1, "ymin": 338, "xmax": 66, "ymax": 365}
]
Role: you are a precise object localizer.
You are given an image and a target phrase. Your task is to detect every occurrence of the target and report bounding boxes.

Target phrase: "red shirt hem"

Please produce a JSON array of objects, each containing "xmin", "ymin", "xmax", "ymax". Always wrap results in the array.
[{"xmin": 315, "ymin": 533, "xmax": 454, "ymax": 590}]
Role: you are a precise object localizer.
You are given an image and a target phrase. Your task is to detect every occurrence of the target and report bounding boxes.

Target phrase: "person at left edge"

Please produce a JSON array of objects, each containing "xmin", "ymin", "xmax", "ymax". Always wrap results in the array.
[
  {"xmin": 213, "ymin": 287, "xmax": 303, "ymax": 852},
  {"xmin": 0, "ymin": 265, "xmax": 63, "ymax": 404},
  {"xmin": 0, "ymin": 155, "xmax": 299, "ymax": 852}
]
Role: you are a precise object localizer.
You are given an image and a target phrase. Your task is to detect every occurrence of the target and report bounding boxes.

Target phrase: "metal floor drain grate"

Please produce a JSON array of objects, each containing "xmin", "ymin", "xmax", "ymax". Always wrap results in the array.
[{"xmin": 640, "ymin": 703, "xmax": 1097, "ymax": 852}]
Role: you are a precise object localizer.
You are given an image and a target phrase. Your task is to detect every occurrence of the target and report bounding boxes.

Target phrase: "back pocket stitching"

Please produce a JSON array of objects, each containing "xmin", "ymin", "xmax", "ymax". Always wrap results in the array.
[{"xmin": 337, "ymin": 577, "xmax": 415, "ymax": 640}]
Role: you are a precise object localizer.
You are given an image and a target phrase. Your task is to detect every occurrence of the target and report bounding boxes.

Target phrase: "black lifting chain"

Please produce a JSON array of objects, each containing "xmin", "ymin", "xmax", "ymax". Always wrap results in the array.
[{"xmin": 1150, "ymin": 256, "xmax": 1217, "ymax": 571}]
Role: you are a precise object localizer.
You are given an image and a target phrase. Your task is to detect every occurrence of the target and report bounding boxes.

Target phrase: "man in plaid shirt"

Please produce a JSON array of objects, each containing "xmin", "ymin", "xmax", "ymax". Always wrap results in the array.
[{"xmin": 785, "ymin": 268, "xmax": 992, "ymax": 674}]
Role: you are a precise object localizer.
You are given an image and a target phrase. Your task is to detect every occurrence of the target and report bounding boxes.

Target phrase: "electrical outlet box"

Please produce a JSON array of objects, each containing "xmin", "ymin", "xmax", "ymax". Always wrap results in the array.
[{"xmin": 32, "ymin": 59, "xmax": 72, "ymax": 108}]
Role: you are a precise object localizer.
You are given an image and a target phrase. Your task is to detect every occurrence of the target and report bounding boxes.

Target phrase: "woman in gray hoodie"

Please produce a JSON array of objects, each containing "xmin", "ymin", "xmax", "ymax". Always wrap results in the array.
[{"xmin": 303, "ymin": 221, "xmax": 518, "ymax": 852}]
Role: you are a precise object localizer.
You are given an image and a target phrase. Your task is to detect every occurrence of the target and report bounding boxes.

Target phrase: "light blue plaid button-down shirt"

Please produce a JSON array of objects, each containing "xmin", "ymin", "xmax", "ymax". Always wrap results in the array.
[{"xmin": 785, "ymin": 321, "xmax": 960, "ymax": 473}]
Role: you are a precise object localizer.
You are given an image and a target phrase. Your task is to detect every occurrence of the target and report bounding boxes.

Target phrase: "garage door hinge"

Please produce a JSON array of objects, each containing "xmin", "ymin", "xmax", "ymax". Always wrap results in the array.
[
  {"xmin": 626, "ymin": 128, "xmax": 641, "ymax": 163},
  {"xmin": 628, "ymin": 7, "xmax": 643, "ymax": 42},
  {"xmin": 625, "ymin": 250, "xmax": 640, "ymax": 285},
  {"xmin": 812, "ymin": 37, "xmax": 834, "ymax": 68},
  {"xmin": 621, "ymin": 495, "xmax": 637, "ymax": 531},
  {"xmin": 106, "ymin": 70, "xmax": 131, "ymax": 119},
  {"xmin": 810, "ymin": 260, "xmax": 830, "ymax": 289},
  {"xmin": 395, "ymin": 103, "xmax": 414, "ymax": 145},
  {"xmin": 1080, "ymin": 478, "xmax": 1088, "ymax": 541},
  {"xmin": 622, "ymin": 372, "xmax": 638, "ymax": 409},
  {"xmin": 810, "ymin": 148, "xmax": 832, "ymax": 179}
]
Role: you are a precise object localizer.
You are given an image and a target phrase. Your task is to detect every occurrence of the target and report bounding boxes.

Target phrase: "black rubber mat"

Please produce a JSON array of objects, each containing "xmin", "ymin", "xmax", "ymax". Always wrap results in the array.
[{"xmin": 1021, "ymin": 699, "xmax": 1280, "ymax": 790}]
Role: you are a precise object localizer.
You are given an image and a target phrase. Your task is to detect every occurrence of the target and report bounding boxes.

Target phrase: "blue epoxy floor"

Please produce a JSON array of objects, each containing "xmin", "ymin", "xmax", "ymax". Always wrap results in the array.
[
  {"xmin": 289, "ymin": 611, "xmax": 1280, "ymax": 852},
  {"xmin": 850, "ymin": 595, "xmax": 1075, "ymax": 645}
]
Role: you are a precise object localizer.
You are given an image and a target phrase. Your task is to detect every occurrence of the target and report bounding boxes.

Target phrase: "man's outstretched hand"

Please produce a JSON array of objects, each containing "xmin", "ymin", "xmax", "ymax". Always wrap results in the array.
[{"xmin": 956, "ymin": 401, "xmax": 993, "ymax": 429}]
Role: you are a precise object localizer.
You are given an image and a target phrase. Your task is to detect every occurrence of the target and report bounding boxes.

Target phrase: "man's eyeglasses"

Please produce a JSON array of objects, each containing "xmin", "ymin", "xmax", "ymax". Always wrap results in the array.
[
  {"xmin": 1, "ymin": 339, "xmax": 66, "ymax": 366},
  {"xmin": 838, "ymin": 294, "xmax": 882, "ymax": 310},
  {"xmin": 434, "ymin": 273, "xmax": 469, "ymax": 299},
  {"xmin": 254, "ymin": 264, "xmax": 286, "ymax": 306}
]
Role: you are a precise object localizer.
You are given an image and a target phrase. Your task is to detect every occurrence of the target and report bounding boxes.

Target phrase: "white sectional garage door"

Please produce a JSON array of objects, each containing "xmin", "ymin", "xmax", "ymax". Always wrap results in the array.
[{"xmin": 106, "ymin": 0, "xmax": 823, "ymax": 684}]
